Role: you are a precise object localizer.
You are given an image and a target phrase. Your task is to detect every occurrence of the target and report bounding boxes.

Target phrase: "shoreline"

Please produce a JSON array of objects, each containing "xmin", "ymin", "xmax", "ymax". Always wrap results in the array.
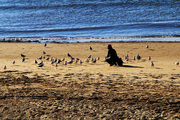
[{"xmin": 0, "ymin": 35, "xmax": 180, "ymax": 43}]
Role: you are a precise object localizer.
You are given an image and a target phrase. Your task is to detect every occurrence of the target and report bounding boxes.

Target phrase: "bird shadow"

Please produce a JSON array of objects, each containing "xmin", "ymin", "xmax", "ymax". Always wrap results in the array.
[{"xmin": 120, "ymin": 65, "xmax": 144, "ymax": 68}]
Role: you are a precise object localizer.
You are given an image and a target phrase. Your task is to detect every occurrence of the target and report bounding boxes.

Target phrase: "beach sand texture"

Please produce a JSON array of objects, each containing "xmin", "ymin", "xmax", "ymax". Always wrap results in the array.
[{"xmin": 0, "ymin": 42, "xmax": 179, "ymax": 119}]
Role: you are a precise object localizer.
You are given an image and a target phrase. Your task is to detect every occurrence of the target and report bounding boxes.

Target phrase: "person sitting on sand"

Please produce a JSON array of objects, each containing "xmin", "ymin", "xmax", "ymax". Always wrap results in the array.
[{"xmin": 105, "ymin": 44, "xmax": 119, "ymax": 66}]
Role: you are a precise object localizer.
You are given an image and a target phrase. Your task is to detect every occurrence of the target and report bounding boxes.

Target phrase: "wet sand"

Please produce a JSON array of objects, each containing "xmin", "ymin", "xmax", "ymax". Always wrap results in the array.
[{"xmin": 0, "ymin": 42, "xmax": 180, "ymax": 119}]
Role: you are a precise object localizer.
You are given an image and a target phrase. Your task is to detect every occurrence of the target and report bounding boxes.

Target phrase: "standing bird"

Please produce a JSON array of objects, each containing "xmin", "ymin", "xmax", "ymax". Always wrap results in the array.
[
  {"xmin": 44, "ymin": 43, "xmax": 47, "ymax": 47},
  {"xmin": 38, "ymin": 56, "xmax": 43, "ymax": 59},
  {"xmin": 64, "ymin": 61, "xmax": 67, "ymax": 65},
  {"xmin": 12, "ymin": 60, "xmax": 15, "ymax": 64},
  {"xmin": 43, "ymin": 51, "xmax": 46, "ymax": 54},
  {"xmin": 46, "ymin": 57, "xmax": 49, "ymax": 60},
  {"xmin": 89, "ymin": 46, "xmax": 92, "ymax": 50},
  {"xmin": 137, "ymin": 54, "xmax": 141, "ymax": 60},
  {"xmin": 146, "ymin": 45, "xmax": 149, "ymax": 48},
  {"xmin": 21, "ymin": 54, "xmax": 26, "ymax": 58},
  {"xmin": 38, "ymin": 63, "xmax": 44, "ymax": 67},
  {"xmin": 80, "ymin": 60, "xmax": 83, "ymax": 64},
  {"xmin": 175, "ymin": 62, "xmax": 179, "ymax": 65},
  {"xmin": 34, "ymin": 60, "xmax": 38, "ymax": 64},
  {"xmin": 85, "ymin": 58, "xmax": 89, "ymax": 62},
  {"xmin": 3, "ymin": 65, "xmax": 6, "ymax": 70},
  {"xmin": 88, "ymin": 55, "xmax": 91, "ymax": 59},
  {"xmin": 151, "ymin": 61, "xmax": 154, "ymax": 66},
  {"xmin": 57, "ymin": 59, "xmax": 61, "ymax": 64},
  {"xmin": 93, "ymin": 58, "xmax": 96, "ymax": 63},
  {"xmin": 133, "ymin": 56, "xmax": 136, "ymax": 60},
  {"xmin": 148, "ymin": 56, "xmax": 151, "ymax": 60},
  {"xmin": 97, "ymin": 57, "xmax": 100, "ymax": 60},
  {"xmin": 67, "ymin": 53, "xmax": 72, "ymax": 57},
  {"xmin": 22, "ymin": 57, "xmax": 25, "ymax": 62}
]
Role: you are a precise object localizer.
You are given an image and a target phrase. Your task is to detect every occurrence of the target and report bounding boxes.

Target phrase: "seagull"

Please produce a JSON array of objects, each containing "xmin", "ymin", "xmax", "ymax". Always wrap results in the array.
[
  {"xmin": 54, "ymin": 58, "xmax": 57, "ymax": 63},
  {"xmin": 80, "ymin": 60, "xmax": 83, "ymax": 64},
  {"xmin": 21, "ymin": 54, "xmax": 26, "ymax": 57},
  {"xmin": 38, "ymin": 56, "xmax": 42, "ymax": 59},
  {"xmin": 148, "ymin": 56, "xmax": 151, "ymax": 60},
  {"xmin": 151, "ymin": 61, "xmax": 154, "ymax": 66},
  {"xmin": 38, "ymin": 63, "xmax": 44, "ymax": 67},
  {"xmin": 38, "ymin": 61, "xmax": 43, "ymax": 65},
  {"xmin": 34, "ymin": 60, "xmax": 38, "ymax": 64},
  {"xmin": 88, "ymin": 55, "xmax": 91, "ymax": 59},
  {"xmin": 75, "ymin": 58, "xmax": 78, "ymax": 63},
  {"xmin": 46, "ymin": 57, "xmax": 49, "ymax": 60},
  {"xmin": 50, "ymin": 60, "xmax": 55, "ymax": 64},
  {"xmin": 175, "ymin": 62, "xmax": 179, "ymax": 65},
  {"xmin": 44, "ymin": 43, "xmax": 47, "ymax": 47},
  {"xmin": 22, "ymin": 57, "xmax": 25, "ymax": 62},
  {"xmin": 146, "ymin": 45, "xmax": 149, "ymax": 48},
  {"xmin": 62, "ymin": 58, "xmax": 65, "ymax": 61},
  {"xmin": 89, "ymin": 46, "xmax": 92, "ymax": 50},
  {"xmin": 43, "ymin": 51, "xmax": 46, "ymax": 54},
  {"xmin": 133, "ymin": 56, "xmax": 136, "ymax": 60},
  {"xmin": 137, "ymin": 54, "xmax": 141, "ymax": 60},
  {"xmin": 125, "ymin": 54, "xmax": 128, "ymax": 60},
  {"xmin": 93, "ymin": 58, "xmax": 96, "ymax": 63},
  {"xmin": 12, "ymin": 60, "xmax": 15, "ymax": 64},
  {"xmin": 85, "ymin": 58, "xmax": 89, "ymax": 62},
  {"xmin": 57, "ymin": 59, "xmax": 61, "ymax": 64},
  {"xmin": 3, "ymin": 65, "xmax": 6, "ymax": 70},
  {"xmin": 68, "ymin": 60, "xmax": 73, "ymax": 64},
  {"xmin": 126, "ymin": 57, "xmax": 129, "ymax": 61},
  {"xmin": 91, "ymin": 57, "xmax": 94, "ymax": 61},
  {"xmin": 67, "ymin": 53, "xmax": 71, "ymax": 57}
]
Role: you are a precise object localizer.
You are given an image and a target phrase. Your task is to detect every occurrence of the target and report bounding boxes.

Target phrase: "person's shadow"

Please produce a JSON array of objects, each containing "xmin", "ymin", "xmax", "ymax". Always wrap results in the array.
[{"xmin": 120, "ymin": 65, "xmax": 144, "ymax": 68}]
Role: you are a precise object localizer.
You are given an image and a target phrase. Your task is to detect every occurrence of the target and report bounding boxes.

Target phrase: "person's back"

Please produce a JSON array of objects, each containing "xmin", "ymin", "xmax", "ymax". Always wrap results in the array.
[{"xmin": 106, "ymin": 44, "xmax": 118, "ymax": 66}]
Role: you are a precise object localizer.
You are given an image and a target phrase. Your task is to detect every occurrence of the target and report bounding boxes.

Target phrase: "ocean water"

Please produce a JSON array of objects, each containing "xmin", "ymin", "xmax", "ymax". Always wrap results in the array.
[{"xmin": 0, "ymin": 0, "xmax": 180, "ymax": 42}]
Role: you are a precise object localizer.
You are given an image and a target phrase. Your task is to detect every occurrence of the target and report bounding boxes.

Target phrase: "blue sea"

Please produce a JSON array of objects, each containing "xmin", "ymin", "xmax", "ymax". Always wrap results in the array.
[{"xmin": 0, "ymin": 0, "xmax": 180, "ymax": 42}]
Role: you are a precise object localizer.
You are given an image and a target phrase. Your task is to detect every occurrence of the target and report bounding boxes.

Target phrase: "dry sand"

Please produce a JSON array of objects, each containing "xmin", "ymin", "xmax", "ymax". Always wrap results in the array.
[{"xmin": 0, "ymin": 42, "xmax": 179, "ymax": 119}]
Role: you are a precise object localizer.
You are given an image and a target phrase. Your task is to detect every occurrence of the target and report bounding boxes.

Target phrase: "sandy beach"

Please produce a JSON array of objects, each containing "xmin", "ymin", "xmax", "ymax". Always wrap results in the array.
[{"xmin": 0, "ymin": 42, "xmax": 179, "ymax": 119}]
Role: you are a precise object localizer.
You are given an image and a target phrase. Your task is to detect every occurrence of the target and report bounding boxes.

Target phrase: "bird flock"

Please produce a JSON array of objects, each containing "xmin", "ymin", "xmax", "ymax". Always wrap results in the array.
[
  {"xmin": 2, "ymin": 44, "xmax": 179, "ymax": 70},
  {"xmin": 3, "ymin": 44, "xmax": 100, "ymax": 70},
  {"xmin": 123, "ymin": 44, "xmax": 179, "ymax": 67}
]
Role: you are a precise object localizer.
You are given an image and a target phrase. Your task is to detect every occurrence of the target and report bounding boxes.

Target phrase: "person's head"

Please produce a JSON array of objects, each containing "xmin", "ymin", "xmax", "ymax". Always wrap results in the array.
[{"xmin": 107, "ymin": 44, "xmax": 112, "ymax": 49}]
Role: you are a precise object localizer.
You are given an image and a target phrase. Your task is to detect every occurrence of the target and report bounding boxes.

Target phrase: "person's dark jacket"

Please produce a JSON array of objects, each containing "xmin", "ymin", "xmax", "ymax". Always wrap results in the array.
[{"xmin": 107, "ymin": 48, "xmax": 118, "ymax": 59}]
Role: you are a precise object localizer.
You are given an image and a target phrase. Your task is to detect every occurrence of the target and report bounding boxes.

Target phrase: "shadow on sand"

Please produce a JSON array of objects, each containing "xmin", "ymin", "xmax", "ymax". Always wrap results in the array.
[{"xmin": 120, "ymin": 65, "xmax": 144, "ymax": 68}]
